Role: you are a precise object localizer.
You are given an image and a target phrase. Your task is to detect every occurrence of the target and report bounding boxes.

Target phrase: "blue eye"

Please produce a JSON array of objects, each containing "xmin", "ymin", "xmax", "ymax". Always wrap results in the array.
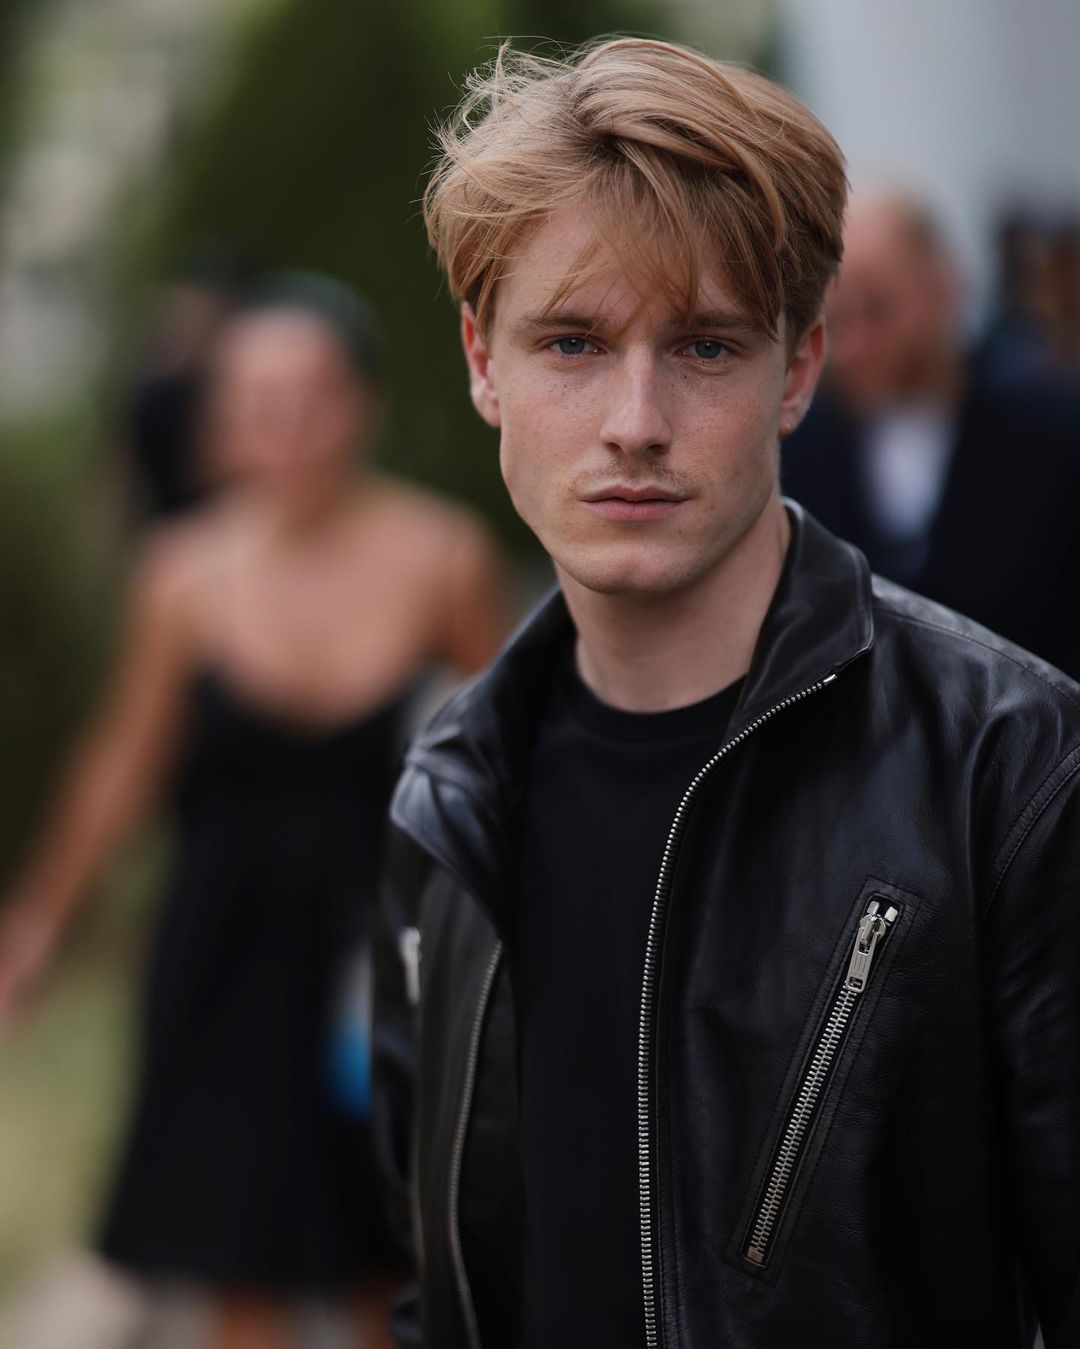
[
  {"xmin": 690, "ymin": 339, "xmax": 728, "ymax": 360},
  {"xmin": 554, "ymin": 336, "xmax": 590, "ymax": 356}
]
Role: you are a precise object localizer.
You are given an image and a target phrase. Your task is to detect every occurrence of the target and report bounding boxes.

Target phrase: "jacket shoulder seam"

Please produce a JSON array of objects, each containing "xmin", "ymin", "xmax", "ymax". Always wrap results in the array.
[
  {"xmin": 984, "ymin": 746, "xmax": 1080, "ymax": 917},
  {"xmin": 875, "ymin": 602, "xmax": 1080, "ymax": 916},
  {"xmin": 873, "ymin": 604, "xmax": 1080, "ymax": 716}
]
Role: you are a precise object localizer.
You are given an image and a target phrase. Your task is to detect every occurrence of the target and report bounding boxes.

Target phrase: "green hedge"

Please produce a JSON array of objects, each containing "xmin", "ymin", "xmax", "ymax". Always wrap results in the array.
[{"xmin": 0, "ymin": 434, "xmax": 119, "ymax": 886}]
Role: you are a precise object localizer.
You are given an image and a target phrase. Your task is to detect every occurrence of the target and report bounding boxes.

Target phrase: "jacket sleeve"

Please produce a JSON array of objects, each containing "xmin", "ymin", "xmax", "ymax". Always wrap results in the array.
[
  {"xmin": 983, "ymin": 751, "xmax": 1080, "ymax": 1346},
  {"xmin": 372, "ymin": 824, "xmax": 429, "ymax": 1347}
]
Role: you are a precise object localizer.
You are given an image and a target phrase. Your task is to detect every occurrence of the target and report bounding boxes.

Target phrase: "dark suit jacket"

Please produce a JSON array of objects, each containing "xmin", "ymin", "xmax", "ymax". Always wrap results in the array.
[{"xmin": 782, "ymin": 362, "xmax": 1080, "ymax": 678}]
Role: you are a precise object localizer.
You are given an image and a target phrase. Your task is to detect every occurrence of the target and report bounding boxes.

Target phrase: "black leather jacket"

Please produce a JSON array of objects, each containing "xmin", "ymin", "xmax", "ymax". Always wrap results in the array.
[{"xmin": 373, "ymin": 504, "xmax": 1080, "ymax": 1348}]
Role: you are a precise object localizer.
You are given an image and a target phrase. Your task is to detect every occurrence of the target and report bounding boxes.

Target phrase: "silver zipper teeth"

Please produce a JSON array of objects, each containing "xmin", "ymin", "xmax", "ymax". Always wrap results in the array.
[
  {"xmin": 744, "ymin": 982, "xmax": 859, "ymax": 1264},
  {"xmin": 744, "ymin": 898, "xmax": 896, "ymax": 1266},
  {"xmin": 448, "ymin": 942, "xmax": 502, "ymax": 1349},
  {"xmin": 638, "ymin": 671, "xmax": 838, "ymax": 1349}
]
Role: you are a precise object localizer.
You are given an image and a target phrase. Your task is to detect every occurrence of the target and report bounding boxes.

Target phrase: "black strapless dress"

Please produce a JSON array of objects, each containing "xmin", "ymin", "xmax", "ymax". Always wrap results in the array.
[{"xmin": 99, "ymin": 670, "xmax": 407, "ymax": 1292}]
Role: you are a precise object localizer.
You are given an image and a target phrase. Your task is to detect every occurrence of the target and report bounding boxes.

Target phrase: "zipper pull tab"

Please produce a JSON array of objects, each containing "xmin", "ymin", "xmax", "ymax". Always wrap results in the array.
[
  {"xmin": 399, "ymin": 926, "xmax": 422, "ymax": 1007},
  {"xmin": 844, "ymin": 899, "xmax": 899, "ymax": 992}
]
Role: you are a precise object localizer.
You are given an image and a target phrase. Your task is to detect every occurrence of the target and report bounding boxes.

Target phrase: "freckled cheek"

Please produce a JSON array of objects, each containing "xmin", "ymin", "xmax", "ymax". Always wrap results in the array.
[
  {"xmin": 497, "ymin": 420, "xmax": 553, "ymax": 535},
  {"xmin": 498, "ymin": 377, "xmax": 585, "ymax": 491},
  {"xmin": 681, "ymin": 396, "xmax": 780, "ymax": 504}
]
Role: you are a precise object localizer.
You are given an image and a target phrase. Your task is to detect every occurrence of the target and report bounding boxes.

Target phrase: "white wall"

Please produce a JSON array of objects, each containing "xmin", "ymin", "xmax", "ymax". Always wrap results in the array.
[{"xmin": 778, "ymin": 0, "xmax": 1080, "ymax": 311}]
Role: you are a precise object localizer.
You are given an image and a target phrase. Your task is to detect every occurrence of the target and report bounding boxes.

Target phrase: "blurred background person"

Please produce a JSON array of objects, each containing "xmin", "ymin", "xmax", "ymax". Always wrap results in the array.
[
  {"xmin": 782, "ymin": 189, "xmax": 1080, "ymax": 678},
  {"xmin": 0, "ymin": 274, "xmax": 510, "ymax": 1349},
  {"xmin": 978, "ymin": 208, "xmax": 1080, "ymax": 392},
  {"xmin": 1049, "ymin": 218, "xmax": 1080, "ymax": 377},
  {"xmin": 977, "ymin": 209, "xmax": 1062, "ymax": 389},
  {"xmin": 117, "ymin": 241, "xmax": 251, "ymax": 523}
]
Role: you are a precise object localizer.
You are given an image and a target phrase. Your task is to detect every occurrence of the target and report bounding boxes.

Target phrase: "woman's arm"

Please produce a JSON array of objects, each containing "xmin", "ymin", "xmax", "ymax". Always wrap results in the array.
[{"xmin": 0, "ymin": 533, "xmax": 197, "ymax": 1024}]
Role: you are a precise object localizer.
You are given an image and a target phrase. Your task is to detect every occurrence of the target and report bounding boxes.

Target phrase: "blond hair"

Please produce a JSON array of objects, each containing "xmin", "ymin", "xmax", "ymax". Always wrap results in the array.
[{"xmin": 423, "ymin": 37, "xmax": 848, "ymax": 344}]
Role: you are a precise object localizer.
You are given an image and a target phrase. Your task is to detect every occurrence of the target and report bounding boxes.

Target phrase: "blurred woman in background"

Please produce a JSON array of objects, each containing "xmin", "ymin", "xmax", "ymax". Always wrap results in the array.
[{"xmin": 0, "ymin": 274, "xmax": 510, "ymax": 1348}]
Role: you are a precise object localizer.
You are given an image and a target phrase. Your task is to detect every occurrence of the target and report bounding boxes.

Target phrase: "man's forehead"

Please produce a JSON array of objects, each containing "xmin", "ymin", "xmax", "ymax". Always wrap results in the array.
[
  {"xmin": 498, "ymin": 202, "xmax": 750, "ymax": 320},
  {"xmin": 503, "ymin": 255, "xmax": 759, "ymax": 335}
]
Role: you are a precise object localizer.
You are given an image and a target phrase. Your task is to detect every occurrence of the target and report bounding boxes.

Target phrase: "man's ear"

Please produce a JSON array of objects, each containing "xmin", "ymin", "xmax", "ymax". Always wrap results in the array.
[
  {"xmin": 461, "ymin": 303, "xmax": 501, "ymax": 428},
  {"xmin": 778, "ymin": 314, "xmax": 827, "ymax": 440}
]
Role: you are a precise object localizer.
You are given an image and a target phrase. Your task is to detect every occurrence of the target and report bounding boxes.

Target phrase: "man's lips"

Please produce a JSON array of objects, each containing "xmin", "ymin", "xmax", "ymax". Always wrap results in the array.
[{"xmin": 579, "ymin": 485, "xmax": 690, "ymax": 521}]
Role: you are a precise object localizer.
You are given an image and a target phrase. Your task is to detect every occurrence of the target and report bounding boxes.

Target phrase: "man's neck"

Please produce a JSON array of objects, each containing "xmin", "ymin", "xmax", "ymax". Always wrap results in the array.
[{"xmin": 558, "ymin": 496, "xmax": 790, "ymax": 713}]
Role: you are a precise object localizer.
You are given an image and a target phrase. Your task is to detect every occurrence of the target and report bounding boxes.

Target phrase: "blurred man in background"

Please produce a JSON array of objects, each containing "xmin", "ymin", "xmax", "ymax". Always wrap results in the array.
[
  {"xmin": 118, "ymin": 242, "xmax": 250, "ymax": 521},
  {"xmin": 783, "ymin": 190, "xmax": 1080, "ymax": 677},
  {"xmin": 978, "ymin": 210, "xmax": 1062, "ymax": 388}
]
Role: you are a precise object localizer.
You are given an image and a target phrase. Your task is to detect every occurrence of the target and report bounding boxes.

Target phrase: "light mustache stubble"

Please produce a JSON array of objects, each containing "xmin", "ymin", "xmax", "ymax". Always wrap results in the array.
[{"xmin": 572, "ymin": 467, "xmax": 695, "ymax": 497}]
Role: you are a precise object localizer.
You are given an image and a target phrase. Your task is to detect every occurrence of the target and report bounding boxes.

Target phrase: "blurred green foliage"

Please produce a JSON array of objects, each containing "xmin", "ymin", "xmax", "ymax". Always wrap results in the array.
[
  {"xmin": 0, "ymin": 0, "xmax": 39, "ymax": 188},
  {"xmin": 0, "ymin": 427, "xmax": 119, "ymax": 888},
  {"xmin": 157, "ymin": 0, "xmax": 659, "ymax": 551}
]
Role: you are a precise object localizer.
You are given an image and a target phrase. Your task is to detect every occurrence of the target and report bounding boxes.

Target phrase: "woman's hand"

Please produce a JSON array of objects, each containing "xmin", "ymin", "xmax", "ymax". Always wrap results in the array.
[
  {"xmin": 0, "ymin": 899, "xmax": 63, "ymax": 1029},
  {"xmin": 0, "ymin": 528, "xmax": 197, "ymax": 1033}
]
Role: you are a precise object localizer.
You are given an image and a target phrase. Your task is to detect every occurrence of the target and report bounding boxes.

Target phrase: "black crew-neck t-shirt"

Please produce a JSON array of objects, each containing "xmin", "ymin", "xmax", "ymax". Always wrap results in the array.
[{"xmin": 509, "ymin": 647, "xmax": 743, "ymax": 1346}]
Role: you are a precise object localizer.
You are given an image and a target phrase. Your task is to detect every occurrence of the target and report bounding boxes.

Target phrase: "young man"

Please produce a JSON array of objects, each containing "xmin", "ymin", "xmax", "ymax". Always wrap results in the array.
[{"xmin": 373, "ymin": 37, "xmax": 1080, "ymax": 1349}]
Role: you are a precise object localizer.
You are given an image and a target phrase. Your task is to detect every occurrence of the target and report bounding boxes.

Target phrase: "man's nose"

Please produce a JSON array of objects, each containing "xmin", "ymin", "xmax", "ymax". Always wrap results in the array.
[{"xmin": 597, "ymin": 352, "xmax": 673, "ymax": 456}]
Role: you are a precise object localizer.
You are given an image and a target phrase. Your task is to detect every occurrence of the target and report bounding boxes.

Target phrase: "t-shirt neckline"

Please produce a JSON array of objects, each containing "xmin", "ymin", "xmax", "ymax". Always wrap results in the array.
[{"xmin": 558, "ymin": 645, "xmax": 745, "ymax": 745}]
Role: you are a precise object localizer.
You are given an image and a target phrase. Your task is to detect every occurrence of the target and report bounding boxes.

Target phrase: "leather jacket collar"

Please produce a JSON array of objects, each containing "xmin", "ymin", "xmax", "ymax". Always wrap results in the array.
[{"xmin": 391, "ymin": 501, "xmax": 875, "ymax": 912}]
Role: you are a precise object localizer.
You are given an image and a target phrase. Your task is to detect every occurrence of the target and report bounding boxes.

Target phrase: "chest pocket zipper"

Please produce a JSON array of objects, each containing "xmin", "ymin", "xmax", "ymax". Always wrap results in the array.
[{"xmin": 744, "ymin": 897, "xmax": 901, "ymax": 1267}]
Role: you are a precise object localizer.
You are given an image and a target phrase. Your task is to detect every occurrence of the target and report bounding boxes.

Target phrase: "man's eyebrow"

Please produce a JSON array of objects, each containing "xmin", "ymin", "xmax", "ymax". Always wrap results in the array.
[
  {"xmin": 515, "ymin": 311, "xmax": 607, "ymax": 334},
  {"xmin": 683, "ymin": 310, "xmax": 762, "ymax": 335},
  {"xmin": 512, "ymin": 309, "xmax": 764, "ymax": 337}
]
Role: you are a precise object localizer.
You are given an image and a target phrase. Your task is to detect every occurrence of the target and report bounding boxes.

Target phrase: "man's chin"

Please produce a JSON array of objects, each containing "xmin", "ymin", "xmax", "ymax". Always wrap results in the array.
[{"xmin": 554, "ymin": 549, "xmax": 704, "ymax": 602}]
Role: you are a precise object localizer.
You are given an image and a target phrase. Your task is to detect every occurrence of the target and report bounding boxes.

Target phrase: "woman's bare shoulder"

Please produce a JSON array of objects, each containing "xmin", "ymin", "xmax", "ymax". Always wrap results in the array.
[
  {"xmin": 363, "ymin": 475, "xmax": 494, "ymax": 552},
  {"xmin": 131, "ymin": 493, "xmax": 248, "ymax": 615}
]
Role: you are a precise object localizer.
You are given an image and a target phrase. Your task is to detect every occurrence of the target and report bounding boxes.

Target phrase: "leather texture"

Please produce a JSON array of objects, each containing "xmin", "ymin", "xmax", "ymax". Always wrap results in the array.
[{"xmin": 372, "ymin": 503, "xmax": 1080, "ymax": 1348}]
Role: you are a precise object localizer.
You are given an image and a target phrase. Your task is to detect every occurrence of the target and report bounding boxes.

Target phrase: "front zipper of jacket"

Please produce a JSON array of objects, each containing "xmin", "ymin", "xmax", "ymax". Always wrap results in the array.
[
  {"xmin": 448, "ymin": 942, "xmax": 502, "ymax": 1349},
  {"xmin": 638, "ymin": 671, "xmax": 839, "ymax": 1349},
  {"xmin": 744, "ymin": 896, "xmax": 900, "ymax": 1266}
]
